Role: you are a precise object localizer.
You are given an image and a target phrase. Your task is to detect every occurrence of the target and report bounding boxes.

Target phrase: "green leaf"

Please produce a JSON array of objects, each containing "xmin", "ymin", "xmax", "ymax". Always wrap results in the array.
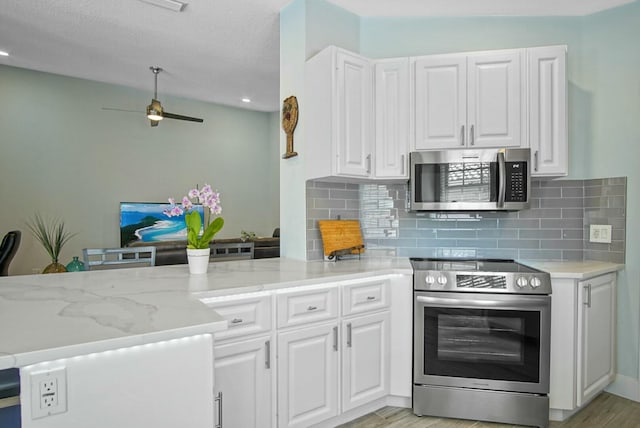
[
  {"xmin": 185, "ymin": 211, "xmax": 202, "ymax": 248},
  {"xmin": 200, "ymin": 217, "xmax": 224, "ymax": 245}
]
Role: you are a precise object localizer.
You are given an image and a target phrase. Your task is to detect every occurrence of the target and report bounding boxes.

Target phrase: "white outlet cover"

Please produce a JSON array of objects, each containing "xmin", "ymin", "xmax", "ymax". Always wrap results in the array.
[
  {"xmin": 30, "ymin": 367, "xmax": 67, "ymax": 419},
  {"xmin": 589, "ymin": 224, "xmax": 612, "ymax": 243}
]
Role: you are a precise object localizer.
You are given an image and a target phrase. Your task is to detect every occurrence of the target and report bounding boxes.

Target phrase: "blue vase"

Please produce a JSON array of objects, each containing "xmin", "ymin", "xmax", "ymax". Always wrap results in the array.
[{"xmin": 66, "ymin": 256, "xmax": 85, "ymax": 272}]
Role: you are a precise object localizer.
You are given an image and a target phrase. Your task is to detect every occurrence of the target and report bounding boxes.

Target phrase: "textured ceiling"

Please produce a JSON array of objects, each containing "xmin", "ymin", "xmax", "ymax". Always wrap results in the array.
[{"xmin": 0, "ymin": 0, "xmax": 633, "ymax": 112}]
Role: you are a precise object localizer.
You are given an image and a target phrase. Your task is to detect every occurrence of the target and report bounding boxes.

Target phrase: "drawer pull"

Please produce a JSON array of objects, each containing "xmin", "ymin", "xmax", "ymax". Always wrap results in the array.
[
  {"xmin": 366, "ymin": 296, "xmax": 376, "ymax": 301},
  {"xmin": 307, "ymin": 305, "xmax": 318, "ymax": 311},
  {"xmin": 230, "ymin": 318, "xmax": 243, "ymax": 324}
]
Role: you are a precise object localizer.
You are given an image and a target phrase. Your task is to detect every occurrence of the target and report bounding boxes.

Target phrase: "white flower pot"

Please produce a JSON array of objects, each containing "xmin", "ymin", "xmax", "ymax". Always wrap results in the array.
[{"xmin": 186, "ymin": 248, "xmax": 210, "ymax": 275}]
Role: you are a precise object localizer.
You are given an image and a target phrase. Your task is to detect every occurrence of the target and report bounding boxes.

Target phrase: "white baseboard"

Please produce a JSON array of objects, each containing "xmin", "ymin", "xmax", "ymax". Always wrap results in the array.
[{"xmin": 605, "ymin": 374, "xmax": 640, "ymax": 402}]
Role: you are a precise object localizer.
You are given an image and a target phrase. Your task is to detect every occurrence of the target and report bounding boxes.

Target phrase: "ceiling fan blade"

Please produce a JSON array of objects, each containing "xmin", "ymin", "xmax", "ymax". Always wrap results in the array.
[
  {"xmin": 163, "ymin": 111, "xmax": 204, "ymax": 123},
  {"xmin": 101, "ymin": 107, "xmax": 143, "ymax": 114}
]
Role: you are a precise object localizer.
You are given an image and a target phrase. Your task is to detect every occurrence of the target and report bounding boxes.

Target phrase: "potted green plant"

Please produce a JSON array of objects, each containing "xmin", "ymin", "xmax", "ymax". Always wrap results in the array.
[
  {"xmin": 26, "ymin": 213, "xmax": 77, "ymax": 273},
  {"xmin": 165, "ymin": 184, "xmax": 224, "ymax": 274}
]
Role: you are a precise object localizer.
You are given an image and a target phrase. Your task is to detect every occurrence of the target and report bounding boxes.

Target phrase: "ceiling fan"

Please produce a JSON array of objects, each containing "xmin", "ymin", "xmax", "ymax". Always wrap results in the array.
[{"xmin": 145, "ymin": 66, "xmax": 204, "ymax": 127}]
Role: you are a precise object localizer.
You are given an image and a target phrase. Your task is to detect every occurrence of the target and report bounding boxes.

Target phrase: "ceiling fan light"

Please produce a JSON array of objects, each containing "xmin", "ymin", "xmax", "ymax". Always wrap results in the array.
[{"xmin": 146, "ymin": 99, "xmax": 164, "ymax": 121}]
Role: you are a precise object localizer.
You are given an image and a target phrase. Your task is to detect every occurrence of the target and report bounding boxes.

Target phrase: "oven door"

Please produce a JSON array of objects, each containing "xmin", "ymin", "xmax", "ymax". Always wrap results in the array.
[{"xmin": 414, "ymin": 291, "xmax": 550, "ymax": 394}]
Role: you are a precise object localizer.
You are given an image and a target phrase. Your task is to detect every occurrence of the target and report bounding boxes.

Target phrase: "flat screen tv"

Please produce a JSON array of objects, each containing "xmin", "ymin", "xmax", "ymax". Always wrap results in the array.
[{"xmin": 119, "ymin": 202, "xmax": 205, "ymax": 247}]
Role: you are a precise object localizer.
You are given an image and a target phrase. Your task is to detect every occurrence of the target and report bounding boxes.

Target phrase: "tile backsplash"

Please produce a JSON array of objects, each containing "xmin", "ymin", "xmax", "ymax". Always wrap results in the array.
[{"xmin": 306, "ymin": 177, "xmax": 626, "ymax": 264}]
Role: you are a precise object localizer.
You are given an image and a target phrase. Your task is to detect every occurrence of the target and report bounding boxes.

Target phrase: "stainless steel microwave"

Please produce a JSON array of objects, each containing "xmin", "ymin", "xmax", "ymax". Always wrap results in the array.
[{"xmin": 409, "ymin": 148, "xmax": 531, "ymax": 211}]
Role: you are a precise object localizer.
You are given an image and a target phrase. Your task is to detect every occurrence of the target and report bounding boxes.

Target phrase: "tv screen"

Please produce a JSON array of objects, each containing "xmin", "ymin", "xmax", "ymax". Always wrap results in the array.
[{"xmin": 119, "ymin": 202, "xmax": 204, "ymax": 247}]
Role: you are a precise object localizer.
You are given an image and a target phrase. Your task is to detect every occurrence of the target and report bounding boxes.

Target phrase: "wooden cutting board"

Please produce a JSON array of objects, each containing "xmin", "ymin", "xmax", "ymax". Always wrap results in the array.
[{"xmin": 318, "ymin": 220, "xmax": 365, "ymax": 257}]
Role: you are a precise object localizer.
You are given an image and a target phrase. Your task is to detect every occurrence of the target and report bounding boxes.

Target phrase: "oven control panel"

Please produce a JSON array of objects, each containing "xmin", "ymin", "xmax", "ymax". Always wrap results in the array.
[{"xmin": 414, "ymin": 271, "xmax": 551, "ymax": 294}]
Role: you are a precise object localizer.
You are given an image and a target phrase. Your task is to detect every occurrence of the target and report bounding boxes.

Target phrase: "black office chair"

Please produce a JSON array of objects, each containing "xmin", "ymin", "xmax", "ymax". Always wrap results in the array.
[{"xmin": 0, "ymin": 231, "xmax": 21, "ymax": 276}]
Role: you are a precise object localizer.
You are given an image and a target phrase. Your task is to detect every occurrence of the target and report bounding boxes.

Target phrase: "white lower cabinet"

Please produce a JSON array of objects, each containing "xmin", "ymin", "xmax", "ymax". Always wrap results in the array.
[
  {"xmin": 549, "ymin": 272, "xmax": 616, "ymax": 421},
  {"xmin": 342, "ymin": 312, "xmax": 390, "ymax": 411},
  {"xmin": 277, "ymin": 322, "xmax": 339, "ymax": 428},
  {"xmin": 214, "ymin": 337, "xmax": 273, "ymax": 428}
]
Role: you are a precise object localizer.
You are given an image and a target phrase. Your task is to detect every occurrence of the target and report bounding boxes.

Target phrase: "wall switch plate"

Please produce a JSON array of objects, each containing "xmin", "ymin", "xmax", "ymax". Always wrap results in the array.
[
  {"xmin": 30, "ymin": 367, "xmax": 67, "ymax": 419},
  {"xmin": 589, "ymin": 224, "xmax": 612, "ymax": 243}
]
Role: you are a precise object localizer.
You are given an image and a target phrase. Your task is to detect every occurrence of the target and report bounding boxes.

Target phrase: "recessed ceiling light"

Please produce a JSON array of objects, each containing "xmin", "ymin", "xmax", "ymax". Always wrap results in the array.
[
  {"xmin": 0, "ymin": 51, "xmax": 9, "ymax": 57},
  {"xmin": 241, "ymin": 98, "xmax": 251, "ymax": 103}
]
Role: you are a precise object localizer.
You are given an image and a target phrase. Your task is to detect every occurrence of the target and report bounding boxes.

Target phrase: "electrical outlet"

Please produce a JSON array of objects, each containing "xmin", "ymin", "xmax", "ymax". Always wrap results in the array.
[
  {"xmin": 589, "ymin": 224, "xmax": 612, "ymax": 243},
  {"xmin": 30, "ymin": 367, "xmax": 67, "ymax": 419}
]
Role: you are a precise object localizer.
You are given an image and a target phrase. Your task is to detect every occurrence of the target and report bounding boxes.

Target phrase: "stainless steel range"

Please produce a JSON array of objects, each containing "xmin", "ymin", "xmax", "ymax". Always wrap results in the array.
[{"xmin": 411, "ymin": 258, "xmax": 552, "ymax": 428}]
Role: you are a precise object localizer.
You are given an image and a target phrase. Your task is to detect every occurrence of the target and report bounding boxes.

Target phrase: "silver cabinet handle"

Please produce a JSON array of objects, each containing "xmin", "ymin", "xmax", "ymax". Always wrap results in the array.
[
  {"xmin": 584, "ymin": 284, "xmax": 592, "ymax": 308},
  {"xmin": 366, "ymin": 296, "xmax": 376, "ymax": 301},
  {"xmin": 347, "ymin": 323, "xmax": 352, "ymax": 348},
  {"xmin": 534, "ymin": 150, "xmax": 539, "ymax": 172},
  {"xmin": 366, "ymin": 154, "xmax": 372, "ymax": 174},
  {"xmin": 265, "ymin": 340, "xmax": 271, "ymax": 369},
  {"xmin": 470, "ymin": 124, "xmax": 475, "ymax": 145},
  {"xmin": 400, "ymin": 154, "xmax": 405, "ymax": 176},
  {"xmin": 333, "ymin": 326, "xmax": 338, "ymax": 351},
  {"xmin": 307, "ymin": 305, "xmax": 317, "ymax": 311},
  {"xmin": 461, "ymin": 125, "xmax": 465, "ymax": 146},
  {"xmin": 230, "ymin": 318, "xmax": 243, "ymax": 324},
  {"xmin": 214, "ymin": 391, "xmax": 223, "ymax": 428}
]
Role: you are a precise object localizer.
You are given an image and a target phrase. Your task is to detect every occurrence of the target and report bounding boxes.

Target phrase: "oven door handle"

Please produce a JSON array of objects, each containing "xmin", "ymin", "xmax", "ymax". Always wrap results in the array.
[{"xmin": 416, "ymin": 294, "xmax": 547, "ymax": 309}]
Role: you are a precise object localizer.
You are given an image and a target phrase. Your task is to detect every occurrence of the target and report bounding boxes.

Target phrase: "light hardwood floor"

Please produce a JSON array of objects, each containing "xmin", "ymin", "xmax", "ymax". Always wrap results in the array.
[{"xmin": 338, "ymin": 393, "xmax": 640, "ymax": 428}]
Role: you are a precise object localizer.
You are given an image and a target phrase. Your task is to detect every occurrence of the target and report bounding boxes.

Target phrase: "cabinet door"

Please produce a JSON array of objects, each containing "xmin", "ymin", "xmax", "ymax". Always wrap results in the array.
[
  {"xmin": 467, "ymin": 50, "xmax": 523, "ymax": 148},
  {"xmin": 214, "ymin": 337, "xmax": 272, "ymax": 428},
  {"xmin": 577, "ymin": 273, "xmax": 616, "ymax": 406},
  {"xmin": 528, "ymin": 46, "xmax": 568, "ymax": 176},
  {"xmin": 374, "ymin": 58, "xmax": 409, "ymax": 178},
  {"xmin": 277, "ymin": 322, "xmax": 339, "ymax": 428},
  {"xmin": 342, "ymin": 312, "xmax": 390, "ymax": 411},
  {"xmin": 336, "ymin": 50, "xmax": 372, "ymax": 177},
  {"xmin": 413, "ymin": 54, "xmax": 467, "ymax": 150}
]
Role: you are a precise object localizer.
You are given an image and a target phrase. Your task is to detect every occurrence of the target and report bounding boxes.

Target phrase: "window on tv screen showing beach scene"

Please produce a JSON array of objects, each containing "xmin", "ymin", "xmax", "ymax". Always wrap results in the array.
[{"xmin": 119, "ymin": 202, "xmax": 205, "ymax": 247}]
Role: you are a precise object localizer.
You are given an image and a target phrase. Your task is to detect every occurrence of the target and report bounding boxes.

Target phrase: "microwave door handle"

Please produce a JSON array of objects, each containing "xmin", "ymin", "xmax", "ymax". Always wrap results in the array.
[{"xmin": 497, "ymin": 151, "xmax": 506, "ymax": 208}]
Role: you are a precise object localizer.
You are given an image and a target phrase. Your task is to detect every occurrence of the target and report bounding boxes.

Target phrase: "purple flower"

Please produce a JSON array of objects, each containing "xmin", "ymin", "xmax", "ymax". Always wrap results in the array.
[{"xmin": 182, "ymin": 196, "xmax": 193, "ymax": 210}]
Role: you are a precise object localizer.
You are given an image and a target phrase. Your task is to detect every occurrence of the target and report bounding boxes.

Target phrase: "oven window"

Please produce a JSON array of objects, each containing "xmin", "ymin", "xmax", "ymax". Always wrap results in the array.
[
  {"xmin": 415, "ymin": 162, "xmax": 497, "ymax": 203},
  {"xmin": 423, "ymin": 308, "xmax": 540, "ymax": 383}
]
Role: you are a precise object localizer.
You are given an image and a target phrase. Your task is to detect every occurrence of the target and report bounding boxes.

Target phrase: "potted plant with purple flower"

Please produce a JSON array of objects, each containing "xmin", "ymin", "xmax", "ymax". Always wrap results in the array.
[{"xmin": 165, "ymin": 184, "xmax": 224, "ymax": 274}]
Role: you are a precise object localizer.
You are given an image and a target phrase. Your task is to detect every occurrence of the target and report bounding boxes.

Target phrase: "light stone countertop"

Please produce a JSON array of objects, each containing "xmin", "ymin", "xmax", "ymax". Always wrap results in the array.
[
  {"xmin": 0, "ymin": 256, "xmax": 622, "ymax": 370},
  {"xmin": 0, "ymin": 257, "xmax": 412, "ymax": 370},
  {"xmin": 520, "ymin": 260, "xmax": 624, "ymax": 280}
]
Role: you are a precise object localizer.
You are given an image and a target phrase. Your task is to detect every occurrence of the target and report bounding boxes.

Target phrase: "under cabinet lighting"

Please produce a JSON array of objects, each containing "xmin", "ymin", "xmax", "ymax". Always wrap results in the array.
[
  {"xmin": 0, "ymin": 51, "xmax": 9, "ymax": 57},
  {"xmin": 241, "ymin": 98, "xmax": 251, "ymax": 103},
  {"xmin": 137, "ymin": 0, "xmax": 187, "ymax": 12}
]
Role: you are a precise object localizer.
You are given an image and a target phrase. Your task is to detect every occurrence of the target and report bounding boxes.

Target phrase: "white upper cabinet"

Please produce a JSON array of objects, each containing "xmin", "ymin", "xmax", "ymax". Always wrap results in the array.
[
  {"xmin": 306, "ymin": 46, "xmax": 373, "ymax": 180},
  {"xmin": 412, "ymin": 49, "xmax": 523, "ymax": 150},
  {"xmin": 374, "ymin": 58, "xmax": 410, "ymax": 178},
  {"xmin": 413, "ymin": 54, "xmax": 467, "ymax": 150},
  {"xmin": 528, "ymin": 45, "xmax": 568, "ymax": 177},
  {"xmin": 467, "ymin": 50, "xmax": 523, "ymax": 148}
]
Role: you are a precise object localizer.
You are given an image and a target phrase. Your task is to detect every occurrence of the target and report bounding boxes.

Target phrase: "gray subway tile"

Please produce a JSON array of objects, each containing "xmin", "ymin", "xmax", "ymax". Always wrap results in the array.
[
  {"xmin": 417, "ymin": 219, "xmax": 457, "ymax": 229},
  {"xmin": 346, "ymin": 199, "xmax": 360, "ymax": 209},
  {"xmin": 315, "ymin": 199, "xmax": 346, "ymax": 209},
  {"xmin": 399, "ymin": 219, "xmax": 417, "ymax": 229},
  {"xmin": 437, "ymin": 229, "xmax": 478, "ymax": 239},
  {"xmin": 456, "ymin": 239, "xmax": 497, "ymax": 248},
  {"xmin": 609, "ymin": 196, "xmax": 626, "ymax": 209},
  {"xmin": 562, "ymin": 208, "xmax": 584, "ymax": 219},
  {"xmin": 315, "ymin": 181, "xmax": 347, "ymax": 189},
  {"xmin": 498, "ymin": 219, "xmax": 541, "ymax": 229},
  {"xmin": 520, "ymin": 229, "xmax": 561, "ymax": 239},
  {"xmin": 456, "ymin": 219, "xmax": 499, "ymax": 228},
  {"xmin": 380, "ymin": 238, "xmax": 417, "ymax": 247},
  {"xmin": 400, "ymin": 247, "xmax": 436, "ymax": 258},
  {"xmin": 541, "ymin": 219, "xmax": 584, "ymax": 229},
  {"xmin": 329, "ymin": 209, "xmax": 362, "ymax": 220},
  {"xmin": 346, "ymin": 183, "xmax": 359, "ymax": 190},
  {"xmin": 478, "ymin": 229, "xmax": 518, "ymax": 239},
  {"xmin": 307, "ymin": 188, "xmax": 330, "ymax": 198},
  {"xmin": 476, "ymin": 249, "xmax": 515, "ymax": 259},
  {"xmin": 417, "ymin": 238, "xmax": 458, "ymax": 248},
  {"xmin": 584, "ymin": 197, "xmax": 606, "ymax": 208},
  {"xmin": 307, "ymin": 208, "xmax": 330, "ymax": 220},
  {"xmin": 498, "ymin": 240, "xmax": 540, "ymax": 249},
  {"xmin": 519, "ymin": 208, "xmax": 562, "ymax": 219},
  {"xmin": 541, "ymin": 240, "xmax": 583, "ymax": 250},
  {"xmin": 561, "ymin": 187, "xmax": 583, "ymax": 198},
  {"xmin": 532, "ymin": 187, "xmax": 561, "ymax": 198},
  {"xmin": 539, "ymin": 198, "xmax": 584, "ymax": 209},
  {"xmin": 562, "ymin": 229, "xmax": 583, "ymax": 239},
  {"xmin": 518, "ymin": 249, "xmax": 563, "ymax": 260},
  {"xmin": 330, "ymin": 189, "xmax": 359, "ymax": 199},
  {"xmin": 583, "ymin": 178, "xmax": 604, "ymax": 186},
  {"xmin": 562, "ymin": 250, "xmax": 584, "ymax": 261}
]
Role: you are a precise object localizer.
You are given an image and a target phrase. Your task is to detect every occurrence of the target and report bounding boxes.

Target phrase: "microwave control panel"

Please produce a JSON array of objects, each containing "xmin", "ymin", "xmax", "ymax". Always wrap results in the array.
[{"xmin": 505, "ymin": 162, "xmax": 528, "ymax": 202}]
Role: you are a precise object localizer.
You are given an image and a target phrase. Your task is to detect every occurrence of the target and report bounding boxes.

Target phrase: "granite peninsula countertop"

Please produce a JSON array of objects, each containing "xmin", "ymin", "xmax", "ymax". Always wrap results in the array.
[{"xmin": 0, "ymin": 256, "xmax": 622, "ymax": 370}]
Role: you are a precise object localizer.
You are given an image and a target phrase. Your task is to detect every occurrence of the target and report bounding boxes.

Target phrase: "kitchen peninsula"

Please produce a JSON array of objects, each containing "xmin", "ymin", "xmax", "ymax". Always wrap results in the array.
[{"xmin": 0, "ymin": 257, "xmax": 623, "ymax": 428}]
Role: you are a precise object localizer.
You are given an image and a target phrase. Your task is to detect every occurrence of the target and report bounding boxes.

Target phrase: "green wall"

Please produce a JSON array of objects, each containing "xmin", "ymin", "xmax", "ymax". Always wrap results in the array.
[{"xmin": 0, "ymin": 65, "xmax": 280, "ymax": 275}]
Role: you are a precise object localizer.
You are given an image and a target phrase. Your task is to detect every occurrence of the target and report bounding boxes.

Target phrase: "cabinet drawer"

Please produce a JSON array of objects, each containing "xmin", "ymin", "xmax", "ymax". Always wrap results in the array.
[
  {"xmin": 277, "ymin": 285, "xmax": 338, "ymax": 328},
  {"xmin": 202, "ymin": 293, "xmax": 272, "ymax": 341},
  {"xmin": 342, "ymin": 278, "xmax": 389, "ymax": 316}
]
